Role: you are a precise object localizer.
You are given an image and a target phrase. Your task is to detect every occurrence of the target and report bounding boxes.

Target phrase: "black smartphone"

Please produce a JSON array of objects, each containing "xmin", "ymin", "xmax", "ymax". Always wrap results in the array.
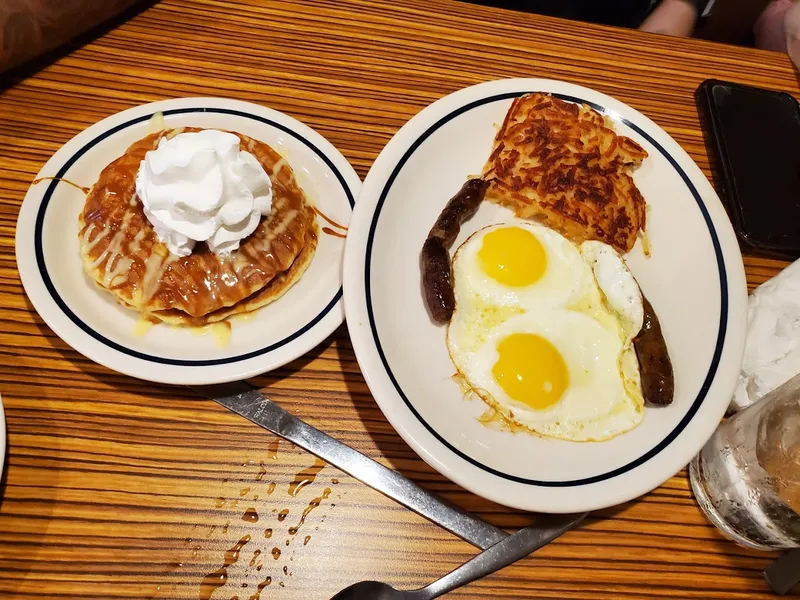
[{"xmin": 696, "ymin": 79, "xmax": 800, "ymax": 259}]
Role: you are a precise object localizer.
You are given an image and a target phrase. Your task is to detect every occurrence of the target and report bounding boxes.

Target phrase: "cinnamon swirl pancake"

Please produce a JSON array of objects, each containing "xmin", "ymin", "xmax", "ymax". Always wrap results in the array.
[{"xmin": 79, "ymin": 128, "xmax": 318, "ymax": 326}]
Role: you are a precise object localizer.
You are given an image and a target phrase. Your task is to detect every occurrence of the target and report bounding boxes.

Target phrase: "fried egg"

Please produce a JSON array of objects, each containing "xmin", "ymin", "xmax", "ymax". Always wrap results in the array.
[
  {"xmin": 453, "ymin": 222, "xmax": 594, "ymax": 311},
  {"xmin": 447, "ymin": 222, "xmax": 645, "ymax": 442}
]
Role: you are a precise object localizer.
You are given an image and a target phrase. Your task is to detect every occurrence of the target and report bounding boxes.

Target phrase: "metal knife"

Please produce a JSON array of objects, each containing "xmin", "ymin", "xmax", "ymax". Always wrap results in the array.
[{"xmin": 196, "ymin": 381, "xmax": 586, "ymax": 550}]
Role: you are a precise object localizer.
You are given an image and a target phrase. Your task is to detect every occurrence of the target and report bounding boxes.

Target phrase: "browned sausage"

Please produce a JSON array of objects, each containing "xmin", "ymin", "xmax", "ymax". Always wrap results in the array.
[
  {"xmin": 421, "ymin": 178, "xmax": 488, "ymax": 323},
  {"xmin": 634, "ymin": 295, "xmax": 674, "ymax": 406}
]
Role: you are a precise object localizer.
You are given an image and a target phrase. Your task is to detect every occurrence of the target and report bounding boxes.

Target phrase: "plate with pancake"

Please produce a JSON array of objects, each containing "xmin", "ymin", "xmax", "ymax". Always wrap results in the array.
[
  {"xmin": 16, "ymin": 98, "xmax": 359, "ymax": 385},
  {"xmin": 343, "ymin": 78, "xmax": 748, "ymax": 513}
]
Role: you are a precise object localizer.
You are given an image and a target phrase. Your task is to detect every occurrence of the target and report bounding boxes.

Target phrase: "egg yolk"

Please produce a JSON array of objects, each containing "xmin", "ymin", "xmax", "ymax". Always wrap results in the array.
[
  {"xmin": 492, "ymin": 333, "xmax": 568, "ymax": 410},
  {"xmin": 478, "ymin": 226, "xmax": 547, "ymax": 287}
]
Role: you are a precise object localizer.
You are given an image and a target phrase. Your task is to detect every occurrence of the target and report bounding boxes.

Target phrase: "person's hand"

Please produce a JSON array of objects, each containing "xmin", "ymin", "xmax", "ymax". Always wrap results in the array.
[{"xmin": 639, "ymin": 0, "xmax": 699, "ymax": 36}]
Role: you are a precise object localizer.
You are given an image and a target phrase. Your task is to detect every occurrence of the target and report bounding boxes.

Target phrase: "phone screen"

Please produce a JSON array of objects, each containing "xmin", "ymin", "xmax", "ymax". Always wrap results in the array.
[{"xmin": 707, "ymin": 83, "xmax": 800, "ymax": 252}]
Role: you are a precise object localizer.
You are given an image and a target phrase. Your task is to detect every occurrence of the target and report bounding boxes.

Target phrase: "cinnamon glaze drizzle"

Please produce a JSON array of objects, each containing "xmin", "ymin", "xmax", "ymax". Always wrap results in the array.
[
  {"xmin": 32, "ymin": 176, "xmax": 90, "ymax": 194},
  {"xmin": 313, "ymin": 206, "xmax": 348, "ymax": 238},
  {"xmin": 321, "ymin": 227, "xmax": 346, "ymax": 239}
]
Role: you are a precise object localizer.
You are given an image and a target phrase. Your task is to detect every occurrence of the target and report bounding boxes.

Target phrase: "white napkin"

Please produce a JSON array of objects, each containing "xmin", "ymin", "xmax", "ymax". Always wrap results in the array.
[{"xmin": 732, "ymin": 258, "xmax": 800, "ymax": 413}]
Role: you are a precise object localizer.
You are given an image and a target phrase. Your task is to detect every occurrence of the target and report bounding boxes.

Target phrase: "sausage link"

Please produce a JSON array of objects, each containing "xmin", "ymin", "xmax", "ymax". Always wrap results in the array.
[
  {"xmin": 421, "ymin": 178, "xmax": 488, "ymax": 322},
  {"xmin": 634, "ymin": 295, "xmax": 674, "ymax": 406},
  {"xmin": 421, "ymin": 238, "xmax": 455, "ymax": 323}
]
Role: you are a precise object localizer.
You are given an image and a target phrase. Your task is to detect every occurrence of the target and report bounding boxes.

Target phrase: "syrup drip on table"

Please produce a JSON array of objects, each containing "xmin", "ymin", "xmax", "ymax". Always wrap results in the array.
[
  {"xmin": 248, "ymin": 577, "xmax": 271, "ymax": 600},
  {"xmin": 248, "ymin": 549, "xmax": 261, "ymax": 567},
  {"xmin": 241, "ymin": 507, "xmax": 259, "ymax": 523},
  {"xmin": 289, "ymin": 458, "xmax": 326, "ymax": 497},
  {"xmin": 31, "ymin": 176, "xmax": 90, "ymax": 194},
  {"xmin": 199, "ymin": 535, "xmax": 251, "ymax": 600},
  {"xmin": 267, "ymin": 439, "xmax": 280, "ymax": 460},
  {"xmin": 288, "ymin": 488, "xmax": 331, "ymax": 536}
]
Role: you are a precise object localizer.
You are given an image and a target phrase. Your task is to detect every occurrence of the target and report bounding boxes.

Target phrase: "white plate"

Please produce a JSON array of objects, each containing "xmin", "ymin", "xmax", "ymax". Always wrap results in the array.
[
  {"xmin": 16, "ymin": 98, "xmax": 360, "ymax": 385},
  {"xmin": 343, "ymin": 78, "xmax": 748, "ymax": 513}
]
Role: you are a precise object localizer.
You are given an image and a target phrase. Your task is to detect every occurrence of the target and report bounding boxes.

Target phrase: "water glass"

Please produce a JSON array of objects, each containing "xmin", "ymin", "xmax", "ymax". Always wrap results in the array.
[{"xmin": 689, "ymin": 373, "xmax": 800, "ymax": 550}]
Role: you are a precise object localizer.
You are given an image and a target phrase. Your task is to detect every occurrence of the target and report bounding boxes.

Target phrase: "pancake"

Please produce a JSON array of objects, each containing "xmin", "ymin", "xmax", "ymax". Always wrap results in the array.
[
  {"xmin": 482, "ymin": 93, "xmax": 648, "ymax": 253},
  {"xmin": 79, "ymin": 127, "xmax": 318, "ymax": 326}
]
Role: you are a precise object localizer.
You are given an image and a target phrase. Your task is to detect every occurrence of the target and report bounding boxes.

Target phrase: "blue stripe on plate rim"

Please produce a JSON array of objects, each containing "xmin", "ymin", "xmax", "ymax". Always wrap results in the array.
[
  {"xmin": 34, "ymin": 107, "xmax": 355, "ymax": 367},
  {"xmin": 365, "ymin": 91, "xmax": 728, "ymax": 487}
]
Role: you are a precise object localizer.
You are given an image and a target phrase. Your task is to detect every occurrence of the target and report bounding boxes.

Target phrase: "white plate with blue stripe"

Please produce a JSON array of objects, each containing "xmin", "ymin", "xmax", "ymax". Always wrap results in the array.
[
  {"xmin": 16, "ymin": 98, "xmax": 360, "ymax": 386},
  {"xmin": 343, "ymin": 79, "xmax": 748, "ymax": 513}
]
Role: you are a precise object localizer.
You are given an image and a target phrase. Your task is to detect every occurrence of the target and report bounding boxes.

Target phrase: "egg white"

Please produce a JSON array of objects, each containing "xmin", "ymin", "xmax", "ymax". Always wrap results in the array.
[{"xmin": 580, "ymin": 240, "xmax": 644, "ymax": 344}]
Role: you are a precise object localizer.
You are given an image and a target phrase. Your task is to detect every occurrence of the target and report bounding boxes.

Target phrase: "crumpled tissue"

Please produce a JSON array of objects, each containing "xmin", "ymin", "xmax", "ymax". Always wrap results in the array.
[{"xmin": 732, "ymin": 258, "xmax": 800, "ymax": 412}]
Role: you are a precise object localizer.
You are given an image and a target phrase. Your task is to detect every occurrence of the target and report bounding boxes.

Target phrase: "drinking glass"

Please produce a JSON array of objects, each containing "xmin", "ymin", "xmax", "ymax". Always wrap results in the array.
[{"xmin": 689, "ymin": 373, "xmax": 800, "ymax": 550}]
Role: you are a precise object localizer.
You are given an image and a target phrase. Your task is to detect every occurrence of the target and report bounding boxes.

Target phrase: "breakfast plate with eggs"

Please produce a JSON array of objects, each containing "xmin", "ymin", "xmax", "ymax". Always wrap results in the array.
[
  {"xmin": 343, "ymin": 78, "xmax": 748, "ymax": 513},
  {"xmin": 16, "ymin": 98, "xmax": 359, "ymax": 385}
]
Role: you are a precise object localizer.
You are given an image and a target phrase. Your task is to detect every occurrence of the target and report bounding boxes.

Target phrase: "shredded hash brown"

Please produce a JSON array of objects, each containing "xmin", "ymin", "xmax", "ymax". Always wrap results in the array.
[{"xmin": 482, "ymin": 93, "xmax": 648, "ymax": 253}]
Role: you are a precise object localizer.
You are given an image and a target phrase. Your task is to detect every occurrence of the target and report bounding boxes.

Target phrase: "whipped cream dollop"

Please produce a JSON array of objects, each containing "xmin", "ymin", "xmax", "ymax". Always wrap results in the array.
[{"xmin": 135, "ymin": 129, "xmax": 273, "ymax": 256}]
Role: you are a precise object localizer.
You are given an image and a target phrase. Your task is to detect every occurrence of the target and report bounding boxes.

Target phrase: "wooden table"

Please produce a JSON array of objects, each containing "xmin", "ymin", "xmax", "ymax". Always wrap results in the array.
[{"xmin": 1, "ymin": 1, "xmax": 797, "ymax": 598}]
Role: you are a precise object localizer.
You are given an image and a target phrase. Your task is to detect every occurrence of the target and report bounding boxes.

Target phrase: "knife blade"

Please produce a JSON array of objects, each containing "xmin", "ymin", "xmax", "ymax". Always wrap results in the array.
[{"xmin": 196, "ymin": 381, "xmax": 510, "ymax": 549}]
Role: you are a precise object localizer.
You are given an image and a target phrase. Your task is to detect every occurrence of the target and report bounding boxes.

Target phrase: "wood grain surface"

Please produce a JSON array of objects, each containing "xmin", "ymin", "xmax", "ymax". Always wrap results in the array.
[{"xmin": 0, "ymin": 1, "xmax": 797, "ymax": 598}]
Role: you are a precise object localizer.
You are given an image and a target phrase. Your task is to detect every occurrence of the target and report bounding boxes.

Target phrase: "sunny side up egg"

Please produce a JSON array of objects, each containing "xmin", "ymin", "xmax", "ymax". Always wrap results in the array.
[{"xmin": 446, "ymin": 222, "xmax": 646, "ymax": 442}]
